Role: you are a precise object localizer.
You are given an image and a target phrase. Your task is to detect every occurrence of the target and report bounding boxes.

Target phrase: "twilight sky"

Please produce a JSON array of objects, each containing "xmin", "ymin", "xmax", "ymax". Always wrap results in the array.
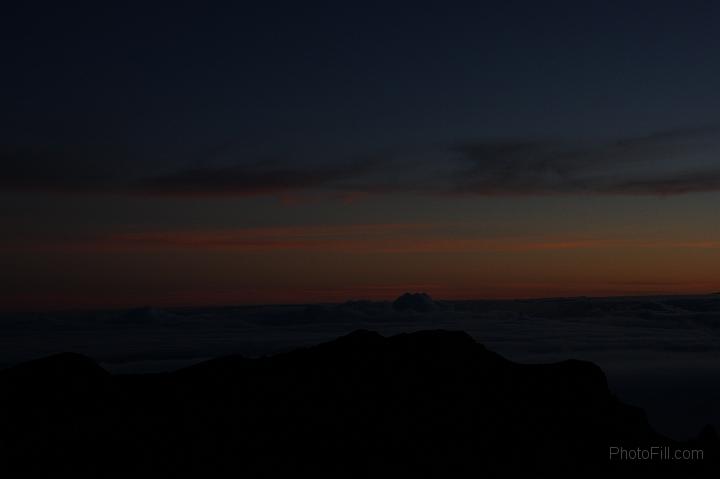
[{"xmin": 3, "ymin": 1, "xmax": 720, "ymax": 311}]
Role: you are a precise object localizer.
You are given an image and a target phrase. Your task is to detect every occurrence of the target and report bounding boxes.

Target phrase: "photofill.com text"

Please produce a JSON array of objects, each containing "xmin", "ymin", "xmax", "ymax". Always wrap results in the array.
[{"xmin": 609, "ymin": 446, "xmax": 703, "ymax": 461}]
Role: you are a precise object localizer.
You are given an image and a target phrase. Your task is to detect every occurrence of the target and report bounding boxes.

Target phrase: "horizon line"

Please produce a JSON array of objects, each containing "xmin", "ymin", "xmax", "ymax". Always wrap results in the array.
[{"xmin": 3, "ymin": 290, "xmax": 720, "ymax": 316}]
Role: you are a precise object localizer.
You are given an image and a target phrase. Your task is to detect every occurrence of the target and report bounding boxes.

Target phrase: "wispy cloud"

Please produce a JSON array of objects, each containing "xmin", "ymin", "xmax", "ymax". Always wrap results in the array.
[
  {"xmin": 0, "ymin": 145, "xmax": 128, "ymax": 193},
  {"xmin": 448, "ymin": 127, "xmax": 720, "ymax": 196},
  {"xmin": 133, "ymin": 161, "xmax": 378, "ymax": 197},
  {"xmin": 2, "ymin": 127, "xmax": 720, "ymax": 198},
  {"xmin": 7, "ymin": 224, "xmax": 720, "ymax": 254}
]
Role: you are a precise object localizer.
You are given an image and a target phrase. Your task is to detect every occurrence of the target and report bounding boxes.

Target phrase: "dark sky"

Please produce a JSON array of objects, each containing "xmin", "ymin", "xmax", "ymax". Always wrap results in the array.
[{"xmin": 3, "ymin": 1, "xmax": 720, "ymax": 310}]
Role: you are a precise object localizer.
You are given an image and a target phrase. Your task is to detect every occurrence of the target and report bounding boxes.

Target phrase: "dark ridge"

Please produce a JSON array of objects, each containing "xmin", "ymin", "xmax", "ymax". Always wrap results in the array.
[
  {"xmin": 0, "ymin": 330, "xmax": 717, "ymax": 477},
  {"xmin": 0, "ymin": 351, "xmax": 109, "ymax": 381},
  {"xmin": 324, "ymin": 328, "xmax": 385, "ymax": 346}
]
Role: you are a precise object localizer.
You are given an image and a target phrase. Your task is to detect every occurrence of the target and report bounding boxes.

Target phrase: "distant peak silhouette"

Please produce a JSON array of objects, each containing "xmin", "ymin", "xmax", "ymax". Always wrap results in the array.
[{"xmin": 392, "ymin": 292, "xmax": 438, "ymax": 312}]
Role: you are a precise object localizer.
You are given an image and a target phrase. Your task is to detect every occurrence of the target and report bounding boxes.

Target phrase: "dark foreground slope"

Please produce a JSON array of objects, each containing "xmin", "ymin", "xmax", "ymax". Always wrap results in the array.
[{"xmin": 0, "ymin": 330, "xmax": 717, "ymax": 477}]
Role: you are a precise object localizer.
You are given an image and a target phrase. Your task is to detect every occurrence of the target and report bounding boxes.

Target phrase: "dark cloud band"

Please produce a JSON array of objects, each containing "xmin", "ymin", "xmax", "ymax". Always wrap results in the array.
[{"xmin": 2, "ymin": 127, "xmax": 719, "ymax": 198}]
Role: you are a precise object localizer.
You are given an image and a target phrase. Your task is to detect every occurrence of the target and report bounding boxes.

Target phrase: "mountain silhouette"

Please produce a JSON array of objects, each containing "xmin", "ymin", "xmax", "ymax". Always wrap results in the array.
[
  {"xmin": 0, "ymin": 330, "xmax": 717, "ymax": 476},
  {"xmin": 392, "ymin": 292, "xmax": 438, "ymax": 312}
]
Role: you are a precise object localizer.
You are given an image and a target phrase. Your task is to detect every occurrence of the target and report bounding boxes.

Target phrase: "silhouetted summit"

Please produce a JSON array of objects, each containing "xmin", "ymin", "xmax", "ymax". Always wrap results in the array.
[
  {"xmin": 392, "ymin": 292, "xmax": 438, "ymax": 312},
  {"xmin": 0, "ymin": 330, "xmax": 717, "ymax": 477}
]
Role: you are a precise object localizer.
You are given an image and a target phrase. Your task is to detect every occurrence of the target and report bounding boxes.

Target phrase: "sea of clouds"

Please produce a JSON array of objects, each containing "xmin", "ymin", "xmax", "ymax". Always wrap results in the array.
[{"xmin": 2, "ymin": 294, "xmax": 719, "ymax": 440}]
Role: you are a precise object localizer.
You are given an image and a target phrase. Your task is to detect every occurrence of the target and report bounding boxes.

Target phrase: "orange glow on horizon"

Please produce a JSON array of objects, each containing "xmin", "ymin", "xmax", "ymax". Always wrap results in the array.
[{"xmin": 3, "ymin": 223, "xmax": 719, "ymax": 312}]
